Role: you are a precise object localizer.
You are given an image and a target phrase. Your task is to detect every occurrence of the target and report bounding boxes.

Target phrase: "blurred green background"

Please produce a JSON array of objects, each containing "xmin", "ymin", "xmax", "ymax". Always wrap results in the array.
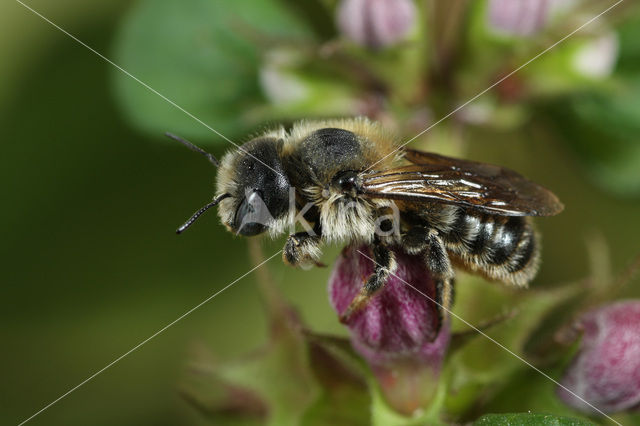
[{"xmin": 2, "ymin": 1, "xmax": 640, "ymax": 425}]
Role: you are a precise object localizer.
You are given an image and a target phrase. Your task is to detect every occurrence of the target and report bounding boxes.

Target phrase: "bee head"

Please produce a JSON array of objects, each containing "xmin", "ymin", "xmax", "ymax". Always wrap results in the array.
[
  {"xmin": 217, "ymin": 137, "xmax": 290, "ymax": 236},
  {"xmin": 169, "ymin": 133, "xmax": 291, "ymax": 236}
]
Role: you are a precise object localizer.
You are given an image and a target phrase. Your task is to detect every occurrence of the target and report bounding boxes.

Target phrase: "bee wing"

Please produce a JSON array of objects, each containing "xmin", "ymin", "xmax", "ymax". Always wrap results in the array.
[{"xmin": 360, "ymin": 149, "xmax": 564, "ymax": 216}]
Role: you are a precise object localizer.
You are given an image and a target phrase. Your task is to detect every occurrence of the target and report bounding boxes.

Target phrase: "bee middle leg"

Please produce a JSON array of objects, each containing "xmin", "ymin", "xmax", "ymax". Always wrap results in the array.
[
  {"xmin": 403, "ymin": 226, "xmax": 455, "ymax": 325},
  {"xmin": 339, "ymin": 243, "xmax": 397, "ymax": 324}
]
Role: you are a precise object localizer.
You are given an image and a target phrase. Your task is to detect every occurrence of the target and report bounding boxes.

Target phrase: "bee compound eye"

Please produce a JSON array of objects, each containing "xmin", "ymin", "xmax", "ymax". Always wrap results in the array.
[{"xmin": 234, "ymin": 190, "xmax": 270, "ymax": 236}]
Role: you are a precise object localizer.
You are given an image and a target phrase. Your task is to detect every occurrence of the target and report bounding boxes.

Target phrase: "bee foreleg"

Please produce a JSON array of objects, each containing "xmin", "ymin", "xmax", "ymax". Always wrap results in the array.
[
  {"xmin": 423, "ymin": 229, "xmax": 455, "ymax": 327},
  {"xmin": 282, "ymin": 232, "xmax": 324, "ymax": 269},
  {"xmin": 339, "ymin": 243, "xmax": 397, "ymax": 324}
]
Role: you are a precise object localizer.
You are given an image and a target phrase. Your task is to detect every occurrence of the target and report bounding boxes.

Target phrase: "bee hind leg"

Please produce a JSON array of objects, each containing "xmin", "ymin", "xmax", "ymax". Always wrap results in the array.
[
  {"xmin": 424, "ymin": 229, "xmax": 455, "ymax": 328},
  {"xmin": 339, "ymin": 243, "xmax": 396, "ymax": 324},
  {"xmin": 402, "ymin": 226, "xmax": 455, "ymax": 329}
]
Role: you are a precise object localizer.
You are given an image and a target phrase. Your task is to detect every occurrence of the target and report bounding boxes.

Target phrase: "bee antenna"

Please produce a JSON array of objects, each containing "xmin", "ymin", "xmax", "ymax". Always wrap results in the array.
[
  {"xmin": 166, "ymin": 132, "xmax": 220, "ymax": 167},
  {"xmin": 176, "ymin": 193, "xmax": 231, "ymax": 234}
]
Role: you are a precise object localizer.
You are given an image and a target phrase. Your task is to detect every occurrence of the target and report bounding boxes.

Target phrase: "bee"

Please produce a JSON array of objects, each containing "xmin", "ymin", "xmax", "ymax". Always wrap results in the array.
[{"xmin": 169, "ymin": 117, "xmax": 563, "ymax": 325}]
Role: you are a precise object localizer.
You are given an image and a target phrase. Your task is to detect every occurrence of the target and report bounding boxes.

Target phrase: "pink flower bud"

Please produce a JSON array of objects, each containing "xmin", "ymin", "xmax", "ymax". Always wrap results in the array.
[
  {"xmin": 557, "ymin": 300, "xmax": 640, "ymax": 414},
  {"xmin": 487, "ymin": 0, "xmax": 549, "ymax": 36},
  {"xmin": 336, "ymin": 0, "xmax": 416, "ymax": 49},
  {"xmin": 329, "ymin": 244, "xmax": 449, "ymax": 414}
]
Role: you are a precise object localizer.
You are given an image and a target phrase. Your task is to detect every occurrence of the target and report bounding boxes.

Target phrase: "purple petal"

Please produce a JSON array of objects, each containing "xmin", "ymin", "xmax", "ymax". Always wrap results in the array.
[{"xmin": 329, "ymin": 245, "xmax": 447, "ymax": 365}]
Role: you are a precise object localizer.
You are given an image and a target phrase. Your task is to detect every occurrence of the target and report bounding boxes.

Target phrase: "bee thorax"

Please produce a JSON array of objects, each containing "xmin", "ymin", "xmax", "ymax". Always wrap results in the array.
[{"xmin": 320, "ymin": 196, "xmax": 377, "ymax": 244}]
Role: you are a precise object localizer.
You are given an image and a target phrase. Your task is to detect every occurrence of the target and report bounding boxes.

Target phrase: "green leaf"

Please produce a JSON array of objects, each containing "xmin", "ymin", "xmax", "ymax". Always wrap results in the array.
[
  {"xmin": 473, "ymin": 412, "xmax": 595, "ymax": 426},
  {"xmin": 615, "ymin": 8, "xmax": 640, "ymax": 77},
  {"xmin": 479, "ymin": 361, "xmax": 591, "ymax": 421},
  {"xmin": 181, "ymin": 308, "xmax": 318, "ymax": 425},
  {"xmin": 112, "ymin": 0, "xmax": 312, "ymax": 141},
  {"xmin": 216, "ymin": 325, "xmax": 318, "ymax": 426},
  {"xmin": 302, "ymin": 331, "xmax": 448, "ymax": 425},
  {"xmin": 539, "ymin": 77, "xmax": 640, "ymax": 196},
  {"xmin": 274, "ymin": 0, "xmax": 334, "ymax": 39},
  {"xmin": 531, "ymin": 8, "xmax": 640, "ymax": 197},
  {"xmin": 256, "ymin": 47, "xmax": 364, "ymax": 121},
  {"xmin": 301, "ymin": 340, "xmax": 371, "ymax": 426},
  {"xmin": 445, "ymin": 276, "xmax": 581, "ymax": 418},
  {"xmin": 179, "ymin": 343, "xmax": 267, "ymax": 424}
]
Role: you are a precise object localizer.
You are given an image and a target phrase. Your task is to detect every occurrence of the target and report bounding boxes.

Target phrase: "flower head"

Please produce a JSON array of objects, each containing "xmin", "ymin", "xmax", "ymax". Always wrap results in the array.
[
  {"xmin": 557, "ymin": 300, "xmax": 640, "ymax": 414},
  {"xmin": 336, "ymin": 0, "xmax": 416, "ymax": 49},
  {"xmin": 329, "ymin": 244, "xmax": 449, "ymax": 414}
]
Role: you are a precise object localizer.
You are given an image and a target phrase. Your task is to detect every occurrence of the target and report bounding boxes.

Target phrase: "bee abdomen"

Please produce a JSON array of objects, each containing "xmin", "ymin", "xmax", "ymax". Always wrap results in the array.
[
  {"xmin": 486, "ymin": 216, "xmax": 527, "ymax": 266},
  {"xmin": 504, "ymin": 224, "xmax": 537, "ymax": 274},
  {"xmin": 445, "ymin": 212, "xmax": 539, "ymax": 286}
]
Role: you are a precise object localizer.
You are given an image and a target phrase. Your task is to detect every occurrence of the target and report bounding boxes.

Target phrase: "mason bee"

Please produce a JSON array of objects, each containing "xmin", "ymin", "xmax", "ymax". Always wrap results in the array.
[{"xmin": 170, "ymin": 117, "xmax": 563, "ymax": 325}]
